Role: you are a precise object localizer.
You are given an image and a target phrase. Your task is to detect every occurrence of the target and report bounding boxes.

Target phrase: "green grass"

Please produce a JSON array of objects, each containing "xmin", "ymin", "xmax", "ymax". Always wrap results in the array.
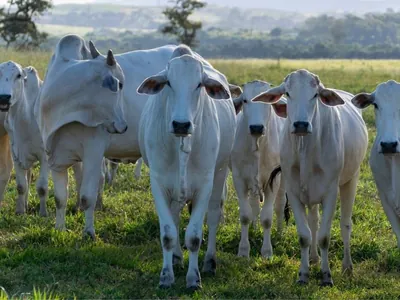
[{"xmin": 0, "ymin": 51, "xmax": 399, "ymax": 299}]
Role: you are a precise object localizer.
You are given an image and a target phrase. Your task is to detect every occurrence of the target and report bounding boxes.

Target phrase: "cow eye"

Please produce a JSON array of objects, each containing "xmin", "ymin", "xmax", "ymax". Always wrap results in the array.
[
  {"xmin": 243, "ymin": 99, "xmax": 248, "ymax": 104},
  {"xmin": 197, "ymin": 83, "xmax": 202, "ymax": 89},
  {"xmin": 118, "ymin": 82, "xmax": 123, "ymax": 90},
  {"xmin": 373, "ymin": 103, "xmax": 379, "ymax": 109},
  {"xmin": 285, "ymin": 92, "xmax": 290, "ymax": 98},
  {"xmin": 16, "ymin": 74, "xmax": 21, "ymax": 79},
  {"xmin": 314, "ymin": 93, "xmax": 318, "ymax": 98},
  {"xmin": 166, "ymin": 81, "xmax": 171, "ymax": 87}
]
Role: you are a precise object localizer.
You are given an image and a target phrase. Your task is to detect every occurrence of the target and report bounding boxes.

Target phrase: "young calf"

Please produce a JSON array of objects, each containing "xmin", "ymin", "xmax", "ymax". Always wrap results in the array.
[
  {"xmin": 231, "ymin": 80, "xmax": 287, "ymax": 258},
  {"xmin": 138, "ymin": 46, "xmax": 236, "ymax": 289},
  {"xmin": 252, "ymin": 69, "xmax": 368, "ymax": 286},
  {"xmin": 352, "ymin": 80, "xmax": 400, "ymax": 248},
  {"xmin": 0, "ymin": 62, "xmax": 48, "ymax": 216}
]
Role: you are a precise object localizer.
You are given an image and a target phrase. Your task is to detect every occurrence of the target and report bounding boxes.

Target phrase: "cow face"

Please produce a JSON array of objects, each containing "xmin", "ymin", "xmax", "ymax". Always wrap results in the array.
[
  {"xmin": 137, "ymin": 54, "xmax": 229, "ymax": 137},
  {"xmin": 88, "ymin": 42, "xmax": 127, "ymax": 134},
  {"xmin": 0, "ymin": 61, "xmax": 27, "ymax": 112},
  {"xmin": 233, "ymin": 80, "xmax": 286, "ymax": 138},
  {"xmin": 352, "ymin": 80, "xmax": 400, "ymax": 155},
  {"xmin": 251, "ymin": 69, "xmax": 344, "ymax": 136}
]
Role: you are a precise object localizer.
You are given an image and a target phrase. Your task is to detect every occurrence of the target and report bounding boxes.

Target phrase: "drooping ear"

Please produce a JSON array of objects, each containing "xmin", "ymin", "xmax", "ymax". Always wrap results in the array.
[
  {"xmin": 102, "ymin": 75, "xmax": 119, "ymax": 92},
  {"xmin": 229, "ymin": 84, "xmax": 243, "ymax": 98},
  {"xmin": 232, "ymin": 94, "xmax": 243, "ymax": 115},
  {"xmin": 251, "ymin": 83, "xmax": 285, "ymax": 104},
  {"xmin": 351, "ymin": 92, "xmax": 374, "ymax": 109},
  {"xmin": 272, "ymin": 102, "xmax": 287, "ymax": 118},
  {"xmin": 137, "ymin": 72, "xmax": 168, "ymax": 95},
  {"xmin": 319, "ymin": 88, "xmax": 345, "ymax": 106},
  {"xmin": 203, "ymin": 75, "xmax": 230, "ymax": 100}
]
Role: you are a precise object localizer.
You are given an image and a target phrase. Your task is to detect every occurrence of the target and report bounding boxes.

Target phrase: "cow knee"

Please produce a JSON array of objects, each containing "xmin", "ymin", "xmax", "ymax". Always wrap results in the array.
[
  {"xmin": 162, "ymin": 234, "xmax": 176, "ymax": 251},
  {"xmin": 299, "ymin": 235, "xmax": 311, "ymax": 248},
  {"xmin": 319, "ymin": 236, "xmax": 330, "ymax": 250},
  {"xmin": 262, "ymin": 218, "xmax": 272, "ymax": 230},
  {"xmin": 240, "ymin": 214, "xmax": 251, "ymax": 226},
  {"xmin": 17, "ymin": 184, "xmax": 26, "ymax": 195},
  {"xmin": 37, "ymin": 186, "xmax": 47, "ymax": 197},
  {"xmin": 187, "ymin": 236, "xmax": 201, "ymax": 252},
  {"xmin": 80, "ymin": 195, "xmax": 91, "ymax": 210}
]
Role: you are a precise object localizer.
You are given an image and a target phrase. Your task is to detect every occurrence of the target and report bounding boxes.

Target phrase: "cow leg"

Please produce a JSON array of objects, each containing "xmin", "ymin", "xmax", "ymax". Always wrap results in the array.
[
  {"xmin": 318, "ymin": 186, "xmax": 338, "ymax": 286},
  {"xmin": 52, "ymin": 169, "xmax": 68, "ymax": 230},
  {"xmin": 72, "ymin": 162, "xmax": 83, "ymax": 213},
  {"xmin": 203, "ymin": 168, "xmax": 228, "ymax": 275},
  {"xmin": 289, "ymin": 191, "xmax": 311, "ymax": 285},
  {"xmin": 249, "ymin": 191, "xmax": 260, "ymax": 228},
  {"xmin": 36, "ymin": 157, "xmax": 49, "ymax": 217},
  {"xmin": 260, "ymin": 176, "xmax": 280, "ymax": 259},
  {"xmin": 274, "ymin": 184, "xmax": 286, "ymax": 234},
  {"xmin": 134, "ymin": 158, "xmax": 142, "ymax": 180},
  {"xmin": 234, "ymin": 177, "xmax": 251, "ymax": 257},
  {"xmin": 308, "ymin": 204, "xmax": 320, "ymax": 264},
  {"xmin": 15, "ymin": 164, "xmax": 28, "ymax": 215},
  {"xmin": 96, "ymin": 159, "xmax": 106, "ymax": 211},
  {"xmin": 380, "ymin": 192, "xmax": 400, "ymax": 248},
  {"xmin": 0, "ymin": 135, "xmax": 12, "ymax": 206},
  {"xmin": 151, "ymin": 175, "xmax": 176, "ymax": 288},
  {"xmin": 339, "ymin": 172, "xmax": 359, "ymax": 272},
  {"xmin": 171, "ymin": 200, "xmax": 183, "ymax": 268},
  {"xmin": 186, "ymin": 178, "xmax": 214, "ymax": 290},
  {"xmin": 80, "ymin": 149, "xmax": 104, "ymax": 240}
]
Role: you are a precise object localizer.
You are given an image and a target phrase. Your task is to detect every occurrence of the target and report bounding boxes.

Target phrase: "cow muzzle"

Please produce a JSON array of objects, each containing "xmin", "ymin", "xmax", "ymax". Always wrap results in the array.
[
  {"xmin": 249, "ymin": 124, "xmax": 265, "ymax": 137},
  {"xmin": 172, "ymin": 120, "xmax": 192, "ymax": 137},
  {"xmin": 0, "ymin": 94, "xmax": 11, "ymax": 112},
  {"xmin": 292, "ymin": 121, "xmax": 311, "ymax": 136},
  {"xmin": 106, "ymin": 121, "xmax": 128, "ymax": 134},
  {"xmin": 380, "ymin": 141, "xmax": 399, "ymax": 155}
]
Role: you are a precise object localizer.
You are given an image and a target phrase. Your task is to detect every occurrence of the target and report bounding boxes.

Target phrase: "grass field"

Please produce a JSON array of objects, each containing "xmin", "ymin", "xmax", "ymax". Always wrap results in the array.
[{"xmin": 0, "ymin": 51, "xmax": 399, "ymax": 299}]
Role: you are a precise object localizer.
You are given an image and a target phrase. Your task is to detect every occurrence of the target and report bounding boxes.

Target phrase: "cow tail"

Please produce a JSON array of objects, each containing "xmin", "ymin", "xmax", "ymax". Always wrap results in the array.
[
  {"xmin": 284, "ymin": 193, "xmax": 291, "ymax": 225},
  {"xmin": 267, "ymin": 165, "xmax": 282, "ymax": 191}
]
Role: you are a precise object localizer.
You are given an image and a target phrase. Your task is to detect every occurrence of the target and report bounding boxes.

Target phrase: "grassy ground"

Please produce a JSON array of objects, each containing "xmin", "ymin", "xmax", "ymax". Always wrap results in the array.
[{"xmin": 0, "ymin": 52, "xmax": 399, "ymax": 299}]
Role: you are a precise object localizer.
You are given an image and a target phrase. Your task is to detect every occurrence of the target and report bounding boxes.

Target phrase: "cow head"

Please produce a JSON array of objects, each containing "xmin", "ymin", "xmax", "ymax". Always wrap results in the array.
[
  {"xmin": 23, "ymin": 66, "xmax": 42, "ymax": 103},
  {"xmin": 88, "ymin": 41, "xmax": 127, "ymax": 134},
  {"xmin": 352, "ymin": 80, "xmax": 400, "ymax": 155},
  {"xmin": 251, "ymin": 69, "xmax": 344, "ymax": 136},
  {"xmin": 0, "ymin": 61, "xmax": 27, "ymax": 112},
  {"xmin": 137, "ymin": 54, "xmax": 230, "ymax": 137},
  {"xmin": 233, "ymin": 80, "xmax": 286, "ymax": 138}
]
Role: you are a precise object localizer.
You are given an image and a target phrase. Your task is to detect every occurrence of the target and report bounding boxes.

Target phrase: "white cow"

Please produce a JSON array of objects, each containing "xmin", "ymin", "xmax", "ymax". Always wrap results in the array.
[
  {"xmin": 104, "ymin": 157, "xmax": 143, "ymax": 186},
  {"xmin": 252, "ymin": 69, "xmax": 368, "ymax": 286},
  {"xmin": 138, "ymin": 45, "xmax": 236, "ymax": 289},
  {"xmin": 35, "ymin": 35, "xmax": 127, "ymax": 238},
  {"xmin": 0, "ymin": 62, "xmax": 48, "ymax": 216},
  {"xmin": 351, "ymin": 80, "xmax": 400, "ymax": 248},
  {"xmin": 231, "ymin": 80, "xmax": 287, "ymax": 258}
]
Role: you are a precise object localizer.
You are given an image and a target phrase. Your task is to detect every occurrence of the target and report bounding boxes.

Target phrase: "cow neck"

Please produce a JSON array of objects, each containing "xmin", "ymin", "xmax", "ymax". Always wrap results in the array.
[
  {"xmin": 8, "ymin": 87, "xmax": 30, "ymax": 127},
  {"xmin": 390, "ymin": 155, "xmax": 400, "ymax": 216}
]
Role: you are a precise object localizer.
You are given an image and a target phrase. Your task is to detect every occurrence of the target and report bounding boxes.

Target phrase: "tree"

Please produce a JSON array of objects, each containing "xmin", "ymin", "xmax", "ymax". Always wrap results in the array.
[
  {"xmin": 161, "ymin": 0, "xmax": 206, "ymax": 48},
  {"xmin": 270, "ymin": 27, "xmax": 283, "ymax": 37},
  {"xmin": 0, "ymin": 0, "xmax": 52, "ymax": 49}
]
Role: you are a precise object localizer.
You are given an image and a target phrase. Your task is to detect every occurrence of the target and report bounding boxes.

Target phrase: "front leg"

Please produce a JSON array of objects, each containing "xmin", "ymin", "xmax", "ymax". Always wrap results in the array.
[
  {"xmin": 186, "ymin": 175, "xmax": 214, "ymax": 290},
  {"xmin": 72, "ymin": 162, "xmax": 83, "ymax": 213},
  {"xmin": 52, "ymin": 169, "xmax": 69, "ymax": 230},
  {"xmin": 14, "ymin": 163, "xmax": 28, "ymax": 215},
  {"xmin": 170, "ymin": 200, "xmax": 183, "ymax": 268},
  {"xmin": 36, "ymin": 157, "xmax": 49, "ymax": 217},
  {"xmin": 151, "ymin": 174, "xmax": 177, "ymax": 288}
]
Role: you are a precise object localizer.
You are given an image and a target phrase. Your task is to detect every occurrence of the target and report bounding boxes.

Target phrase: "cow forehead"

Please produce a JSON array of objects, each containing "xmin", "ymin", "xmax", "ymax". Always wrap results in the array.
[
  {"xmin": 167, "ymin": 55, "xmax": 202, "ymax": 80},
  {"xmin": 243, "ymin": 80, "xmax": 271, "ymax": 100},
  {"xmin": 375, "ymin": 80, "xmax": 400, "ymax": 105},
  {"xmin": 286, "ymin": 69, "xmax": 319, "ymax": 92},
  {"xmin": 0, "ymin": 61, "xmax": 22, "ymax": 78}
]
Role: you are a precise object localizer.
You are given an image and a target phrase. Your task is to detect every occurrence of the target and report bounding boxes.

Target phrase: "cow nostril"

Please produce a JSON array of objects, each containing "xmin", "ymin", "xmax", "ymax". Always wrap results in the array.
[
  {"xmin": 0, "ymin": 94, "xmax": 11, "ymax": 102},
  {"xmin": 172, "ymin": 121, "xmax": 191, "ymax": 132},
  {"xmin": 380, "ymin": 141, "xmax": 398, "ymax": 153},
  {"xmin": 293, "ymin": 121, "xmax": 309, "ymax": 129},
  {"xmin": 249, "ymin": 125, "xmax": 265, "ymax": 134}
]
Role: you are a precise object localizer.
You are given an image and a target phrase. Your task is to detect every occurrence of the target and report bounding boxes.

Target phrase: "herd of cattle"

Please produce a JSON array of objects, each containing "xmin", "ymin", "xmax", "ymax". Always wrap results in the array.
[{"xmin": 0, "ymin": 34, "xmax": 399, "ymax": 290}]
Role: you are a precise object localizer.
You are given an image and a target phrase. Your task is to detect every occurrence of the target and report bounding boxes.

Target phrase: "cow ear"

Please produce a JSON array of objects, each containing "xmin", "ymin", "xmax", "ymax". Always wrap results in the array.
[
  {"xmin": 22, "ymin": 68, "xmax": 27, "ymax": 81},
  {"xmin": 251, "ymin": 84, "xmax": 285, "ymax": 104},
  {"xmin": 137, "ymin": 73, "xmax": 168, "ymax": 95},
  {"xmin": 102, "ymin": 75, "xmax": 119, "ymax": 92},
  {"xmin": 203, "ymin": 75, "xmax": 230, "ymax": 100},
  {"xmin": 319, "ymin": 88, "xmax": 345, "ymax": 106},
  {"xmin": 351, "ymin": 92, "xmax": 374, "ymax": 109},
  {"xmin": 229, "ymin": 84, "xmax": 243, "ymax": 98},
  {"xmin": 232, "ymin": 95, "xmax": 243, "ymax": 115},
  {"xmin": 272, "ymin": 102, "xmax": 287, "ymax": 118}
]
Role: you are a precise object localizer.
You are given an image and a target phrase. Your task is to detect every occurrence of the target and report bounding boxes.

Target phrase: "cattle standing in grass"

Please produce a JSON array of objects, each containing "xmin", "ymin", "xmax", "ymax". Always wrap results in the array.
[
  {"xmin": 35, "ymin": 35, "xmax": 127, "ymax": 238},
  {"xmin": 253, "ymin": 69, "xmax": 368, "ymax": 286},
  {"xmin": 138, "ymin": 46, "xmax": 236, "ymax": 289},
  {"xmin": 104, "ymin": 157, "xmax": 143, "ymax": 186},
  {"xmin": 231, "ymin": 80, "xmax": 287, "ymax": 258},
  {"xmin": 352, "ymin": 80, "xmax": 400, "ymax": 248},
  {"xmin": 0, "ymin": 63, "xmax": 48, "ymax": 216}
]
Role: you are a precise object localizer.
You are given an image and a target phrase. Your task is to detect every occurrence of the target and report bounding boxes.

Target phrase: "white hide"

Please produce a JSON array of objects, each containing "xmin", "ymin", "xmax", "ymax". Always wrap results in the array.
[
  {"xmin": 231, "ymin": 80, "xmax": 286, "ymax": 259},
  {"xmin": 252, "ymin": 69, "xmax": 368, "ymax": 286},
  {"xmin": 0, "ymin": 62, "xmax": 48, "ymax": 216},
  {"xmin": 351, "ymin": 80, "xmax": 400, "ymax": 248},
  {"xmin": 138, "ymin": 51, "xmax": 236, "ymax": 289}
]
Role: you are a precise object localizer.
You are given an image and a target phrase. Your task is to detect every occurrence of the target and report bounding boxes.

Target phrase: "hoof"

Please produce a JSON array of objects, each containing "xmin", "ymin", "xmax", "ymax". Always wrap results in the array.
[
  {"xmin": 296, "ymin": 279, "xmax": 308, "ymax": 286},
  {"xmin": 186, "ymin": 269, "xmax": 201, "ymax": 290},
  {"xmin": 187, "ymin": 283, "xmax": 202, "ymax": 291},
  {"xmin": 320, "ymin": 280, "xmax": 334, "ymax": 287},
  {"xmin": 297, "ymin": 272, "xmax": 309, "ymax": 285},
  {"xmin": 83, "ymin": 230, "xmax": 96, "ymax": 241},
  {"xmin": 342, "ymin": 263, "xmax": 353, "ymax": 274},
  {"xmin": 15, "ymin": 210, "xmax": 25, "ymax": 215},
  {"xmin": 237, "ymin": 247, "xmax": 250, "ymax": 258},
  {"xmin": 261, "ymin": 247, "xmax": 273, "ymax": 260},
  {"xmin": 320, "ymin": 271, "xmax": 333, "ymax": 287},
  {"xmin": 39, "ymin": 210, "xmax": 48, "ymax": 217},
  {"xmin": 159, "ymin": 268, "xmax": 174, "ymax": 288}
]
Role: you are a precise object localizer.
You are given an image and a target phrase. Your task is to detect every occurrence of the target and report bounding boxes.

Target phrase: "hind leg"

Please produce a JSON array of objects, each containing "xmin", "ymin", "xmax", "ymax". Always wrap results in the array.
[
  {"xmin": 308, "ymin": 205, "xmax": 320, "ymax": 264},
  {"xmin": 0, "ymin": 135, "xmax": 12, "ymax": 206},
  {"xmin": 72, "ymin": 162, "xmax": 83, "ymax": 212},
  {"xmin": 36, "ymin": 156, "xmax": 49, "ymax": 217}
]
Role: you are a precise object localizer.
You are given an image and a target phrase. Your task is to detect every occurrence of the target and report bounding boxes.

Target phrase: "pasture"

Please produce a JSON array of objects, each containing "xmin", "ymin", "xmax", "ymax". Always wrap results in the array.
[{"xmin": 0, "ymin": 51, "xmax": 399, "ymax": 299}]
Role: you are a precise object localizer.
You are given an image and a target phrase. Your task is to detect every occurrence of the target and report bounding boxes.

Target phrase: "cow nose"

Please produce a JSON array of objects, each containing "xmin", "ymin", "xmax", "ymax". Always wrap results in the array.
[
  {"xmin": 380, "ymin": 141, "xmax": 398, "ymax": 154},
  {"xmin": 0, "ymin": 94, "xmax": 11, "ymax": 104},
  {"xmin": 293, "ymin": 121, "xmax": 310, "ymax": 135},
  {"xmin": 249, "ymin": 125, "xmax": 265, "ymax": 136},
  {"xmin": 172, "ymin": 120, "xmax": 192, "ymax": 136}
]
